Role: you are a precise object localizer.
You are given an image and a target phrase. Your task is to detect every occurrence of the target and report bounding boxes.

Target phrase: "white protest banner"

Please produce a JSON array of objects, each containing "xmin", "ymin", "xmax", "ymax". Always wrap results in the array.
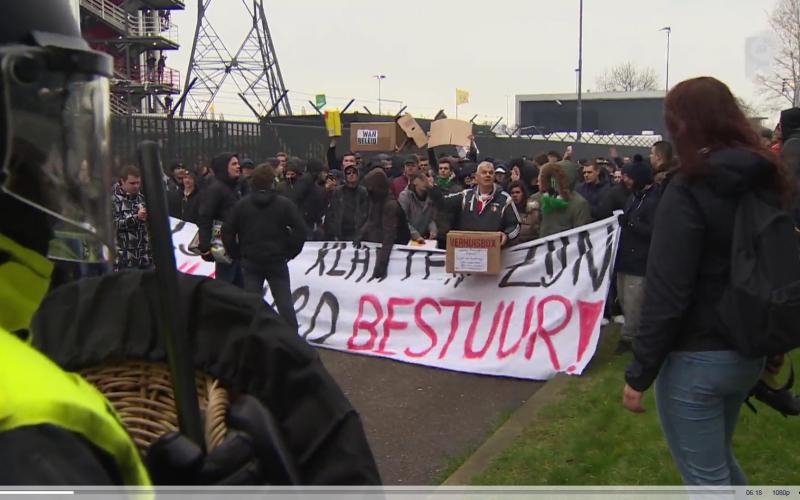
[{"xmin": 171, "ymin": 216, "xmax": 621, "ymax": 380}]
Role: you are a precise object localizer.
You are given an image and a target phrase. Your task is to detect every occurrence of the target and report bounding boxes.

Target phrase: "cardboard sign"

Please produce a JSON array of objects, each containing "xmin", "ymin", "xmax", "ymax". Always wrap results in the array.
[
  {"xmin": 428, "ymin": 119, "xmax": 473, "ymax": 148},
  {"xmin": 171, "ymin": 216, "xmax": 622, "ymax": 381},
  {"xmin": 446, "ymin": 231, "xmax": 502, "ymax": 274},
  {"xmin": 397, "ymin": 113, "xmax": 428, "ymax": 148},
  {"xmin": 350, "ymin": 122, "xmax": 406, "ymax": 152}
]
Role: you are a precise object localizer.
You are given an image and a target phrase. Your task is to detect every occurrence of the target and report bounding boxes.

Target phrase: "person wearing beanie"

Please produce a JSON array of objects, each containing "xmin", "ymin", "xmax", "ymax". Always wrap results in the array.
[
  {"xmin": 527, "ymin": 162, "xmax": 591, "ymax": 238},
  {"xmin": 614, "ymin": 160, "xmax": 661, "ymax": 354},
  {"xmin": 237, "ymin": 158, "xmax": 255, "ymax": 197},
  {"xmin": 390, "ymin": 155, "xmax": 420, "ymax": 198},
  {"xmin": 197, "ymin": 152, "xmax": 241, "ymax": 284}
]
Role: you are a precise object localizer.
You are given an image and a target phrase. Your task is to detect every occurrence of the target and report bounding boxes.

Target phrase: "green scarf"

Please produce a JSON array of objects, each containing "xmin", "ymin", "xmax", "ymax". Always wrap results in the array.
[
  {"xmin": 435, "ymin": 176, "xmax": 452, "ymax": 189},
  {"xmin": 540, "ymin": 193, "xmax": 569, "ymax": 215}
]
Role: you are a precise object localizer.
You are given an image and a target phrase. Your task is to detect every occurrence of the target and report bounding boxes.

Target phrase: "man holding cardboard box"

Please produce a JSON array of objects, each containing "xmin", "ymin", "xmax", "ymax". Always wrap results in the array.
[{"xmin": 430, "ymin": 161, "xmax": 521, "ymax": 247}]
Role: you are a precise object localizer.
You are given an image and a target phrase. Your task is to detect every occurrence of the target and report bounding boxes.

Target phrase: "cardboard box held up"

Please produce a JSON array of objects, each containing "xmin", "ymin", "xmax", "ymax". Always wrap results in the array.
[
  {"xmin": 396, "ymin": 113, "xmax": 428, "ymax": 148},
  {"xmin": 446, "ymin": 230, "xmax": 502, "ymax": 274},
  {"xmin": 350, "ymin": 122, "xmax": 406, "ymax": 152},
  {"xmin": 428, "ymin": 119, "xmax": 473, "ymax": 148}
]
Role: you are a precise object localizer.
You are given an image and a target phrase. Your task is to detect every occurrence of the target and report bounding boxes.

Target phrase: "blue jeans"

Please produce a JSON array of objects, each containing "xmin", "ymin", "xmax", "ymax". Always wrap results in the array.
[{"xmin": 655, "ymin": 350, "xmax": 764, "ymax": 485}]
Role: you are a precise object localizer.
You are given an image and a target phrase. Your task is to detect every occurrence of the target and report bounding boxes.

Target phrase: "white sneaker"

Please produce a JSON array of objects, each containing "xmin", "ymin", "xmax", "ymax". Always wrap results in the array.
[
  {"xmin": 613, "ymin": 315, "xmax": 625, "ymax": 325},
  {"xmin": 601, "ymin": 318, "xmax": 610, "ymax": 326}
]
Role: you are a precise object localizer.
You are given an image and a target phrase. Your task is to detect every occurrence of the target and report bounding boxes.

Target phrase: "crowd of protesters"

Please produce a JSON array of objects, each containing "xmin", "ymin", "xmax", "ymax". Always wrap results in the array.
[{"xmin": 111, "ymin": 126, "xmax": 686, "ymax": 327}]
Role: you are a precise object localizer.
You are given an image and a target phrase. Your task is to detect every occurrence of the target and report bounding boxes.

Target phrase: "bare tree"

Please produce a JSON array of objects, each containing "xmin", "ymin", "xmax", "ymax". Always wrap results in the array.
[
  {"xmin": 736, "ymin": 96, "xmax": 762, "ymax": 119},
  {"xmin": 756, "ymin": 0, "xmax": 800, "ymax": 107},
  {"xmin": 595, "ymin": 62, "xmax": 659, "ymax": 92}
]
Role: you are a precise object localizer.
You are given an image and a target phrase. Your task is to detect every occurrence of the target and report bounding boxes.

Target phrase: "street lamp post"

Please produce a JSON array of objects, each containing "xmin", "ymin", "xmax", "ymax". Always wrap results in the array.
[
  {"xmin": 373, "ymin": 74, "xmax": 386, "ymax": 115},
  {"xmin": 576, "ymin": 0, "xmax": 584, "ymax": 143},
  {"xmin": 660, "ymin": 27, "xmax": 671, "ymax": 91}
]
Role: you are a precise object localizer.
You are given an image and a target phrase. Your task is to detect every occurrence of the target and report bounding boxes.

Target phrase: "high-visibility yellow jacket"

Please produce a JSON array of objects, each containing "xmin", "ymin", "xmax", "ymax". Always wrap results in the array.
[{"xmin": 0, "ymin": 233, "xmax": 150, "ymax": 486}]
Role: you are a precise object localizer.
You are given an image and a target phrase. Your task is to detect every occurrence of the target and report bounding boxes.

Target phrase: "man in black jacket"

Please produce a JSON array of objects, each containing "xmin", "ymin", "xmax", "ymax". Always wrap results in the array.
[
  {"xmin": 615, "ymin": 161, "xmax": 660, "ymax": 353},
  {"xmin": 429, "ymin": 161, "xmax": 521, "ymax": 246},
  {"xmin": 223, "ymin": 165, "xmax": 307, "ymax": 328},
  {"xmin": 197, "ymin": 152, "xmax": 241, "ymax": 284},
  {"xmin": 576, "ymin": 161, "xmax": 610, "ymax": 220}
]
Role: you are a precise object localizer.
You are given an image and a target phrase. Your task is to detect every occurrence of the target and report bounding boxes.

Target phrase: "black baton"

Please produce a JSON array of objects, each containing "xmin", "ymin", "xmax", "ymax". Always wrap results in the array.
[{"xmin": 138, "ymin": 140, "xmax": 204, "ymax": 448}]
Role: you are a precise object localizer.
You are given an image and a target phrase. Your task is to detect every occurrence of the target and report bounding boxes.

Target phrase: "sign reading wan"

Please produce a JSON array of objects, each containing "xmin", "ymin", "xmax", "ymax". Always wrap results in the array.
[{"xmin": 356, "ymin": 129, "xmax": 378, "ymax": 145}]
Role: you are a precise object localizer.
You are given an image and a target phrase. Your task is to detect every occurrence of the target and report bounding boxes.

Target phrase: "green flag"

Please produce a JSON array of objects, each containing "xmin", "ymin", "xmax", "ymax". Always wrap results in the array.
[{"xmin": 315, "ymin": 94, "xmax": 326, "ymax": 108}]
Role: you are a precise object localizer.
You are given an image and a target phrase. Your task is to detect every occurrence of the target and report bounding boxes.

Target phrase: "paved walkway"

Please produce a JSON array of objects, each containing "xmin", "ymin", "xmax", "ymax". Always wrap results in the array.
[{"xmin": 317, "ymin": 349, "xmax": 543, "ymax": 485}]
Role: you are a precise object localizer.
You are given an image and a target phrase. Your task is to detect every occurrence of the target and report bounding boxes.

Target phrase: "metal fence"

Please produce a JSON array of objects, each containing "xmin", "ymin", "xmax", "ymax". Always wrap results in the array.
[{"xmin": 110, "ymin": 115, "xmax": 651, "ymax": 173}]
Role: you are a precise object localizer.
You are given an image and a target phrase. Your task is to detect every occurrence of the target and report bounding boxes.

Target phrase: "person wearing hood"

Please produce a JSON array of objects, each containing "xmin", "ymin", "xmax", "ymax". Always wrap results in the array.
[
  {"xmin": 222, "ymin": 165, "xmax": 307, "ymax": 328},
  {"xmin": 398, "ymin": 173, "xmax": 437, "ymax": 243},
  {"xmin": 430, "ymin": 161, "xmax": 521, "ymax": 246},
  {"xmin": 325, "ymin": 165, "xmax": 369, "ymax": 241},
  {"xmin": 778, "ymin": 107, "xmax": 800, "ymax": 229},
  {"xmin": 527, "ymin": 162, "xmax": 591, "ymax": 238},
  {"xmin": 277, "ymin": 158, "xmax": 305, "ymax": 201},
  {"xmin": 614, "ymin": 161, "xmax": 661, "ymax": 354},
  {"xmin": 197, "ymin": 152, "xmax": 241, "ymax": 283},
  {"xmin": 166, "ymin": 161, "xmax": 186, "ymax": 195},
  {"xmin": 510, "ymin": 158, "xmax": 540, "ymax": 196},
  {"xmin": 622, "ymin": 77, "xmax": 795, "ymax": 486},
  {"xmin": 358, "ymin": 169, "xmax": 411, "ymax": 280}
]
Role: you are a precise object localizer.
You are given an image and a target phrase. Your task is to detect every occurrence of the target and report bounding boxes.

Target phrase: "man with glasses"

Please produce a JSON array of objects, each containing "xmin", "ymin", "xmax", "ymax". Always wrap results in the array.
[
  {"xmin": 324, "ymin": 165, "xmax": 369, "ymax": 241},
  {"xmin": 576, "ymin": 161, "xmax": 610, "ymax": 220}
]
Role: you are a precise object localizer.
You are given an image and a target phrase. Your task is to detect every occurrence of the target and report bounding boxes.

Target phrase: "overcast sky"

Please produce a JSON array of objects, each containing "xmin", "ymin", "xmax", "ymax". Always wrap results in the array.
[{"xmin": 167, "ymin": 0, "xmax": 776, "ymax": 124}]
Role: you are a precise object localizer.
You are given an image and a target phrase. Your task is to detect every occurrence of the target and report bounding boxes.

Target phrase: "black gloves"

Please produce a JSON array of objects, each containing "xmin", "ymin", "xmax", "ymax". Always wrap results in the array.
[
  {"xmin": 146, "ymin": 395, "xmax": 300, "ymax": 485},
  {"xmin": 146, "ymin": 430, "xmax": 263, "ymax": 485}
]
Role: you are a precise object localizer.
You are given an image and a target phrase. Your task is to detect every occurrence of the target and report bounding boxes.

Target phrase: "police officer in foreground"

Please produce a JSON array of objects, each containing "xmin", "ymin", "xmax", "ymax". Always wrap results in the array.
[
  {"xmin": 0, "ymin": 2, "xmax": 381, "ymax": 485},
  {"xmin": 0, "ymin": 0, "xmax": 152, "ymax": 484}
]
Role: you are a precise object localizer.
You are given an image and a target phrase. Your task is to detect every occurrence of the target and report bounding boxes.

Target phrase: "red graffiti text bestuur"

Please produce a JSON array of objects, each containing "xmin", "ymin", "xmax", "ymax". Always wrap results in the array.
[{"xmin": 347, "ymin": 294, "xmax": 603, "ymax": 372}]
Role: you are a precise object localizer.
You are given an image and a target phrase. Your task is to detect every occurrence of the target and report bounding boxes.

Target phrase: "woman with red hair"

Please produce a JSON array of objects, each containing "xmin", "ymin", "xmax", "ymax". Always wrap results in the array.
[{"xmin": 621, "ymin": 77, "xmax": 794, "ymax": 485}]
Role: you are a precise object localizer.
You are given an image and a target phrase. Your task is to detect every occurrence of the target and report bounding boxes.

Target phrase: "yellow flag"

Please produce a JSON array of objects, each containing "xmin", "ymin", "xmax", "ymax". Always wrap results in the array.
[{"xmin": 456, "ymin": 88, "xmax": 470, "ymax": 105}]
